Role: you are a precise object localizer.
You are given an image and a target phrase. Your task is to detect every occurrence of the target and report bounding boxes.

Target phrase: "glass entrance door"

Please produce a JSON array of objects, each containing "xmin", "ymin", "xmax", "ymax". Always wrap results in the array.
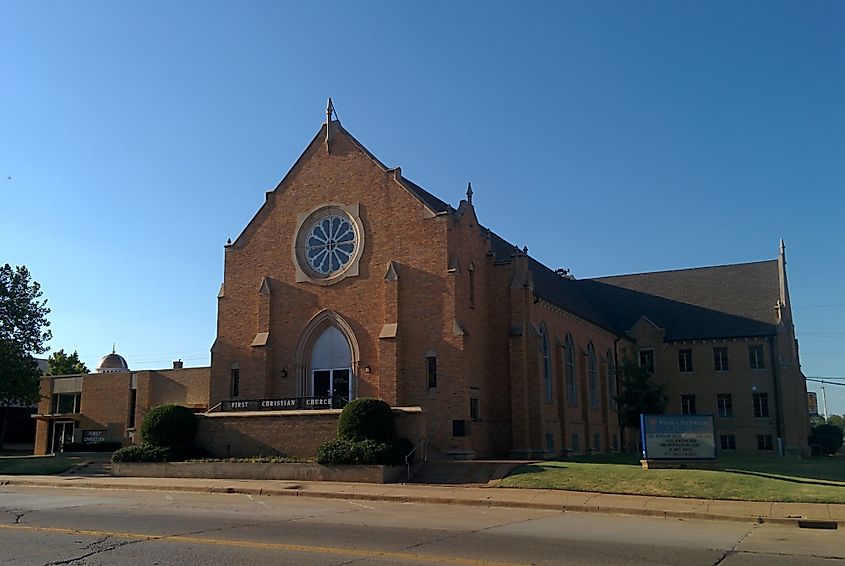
[
  {"xmin": 51, "ymin": 421, "xmax": 75, "ymax": 454},
  {"xmin": 311, "ymin": 368, "xmax": 351, "ymax": 408}
]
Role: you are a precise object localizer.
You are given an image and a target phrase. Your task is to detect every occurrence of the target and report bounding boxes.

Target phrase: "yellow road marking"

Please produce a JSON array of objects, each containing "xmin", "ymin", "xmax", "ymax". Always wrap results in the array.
[{"xmin": 0, "ymin": 523, "xmax": 528, "ymax": 566}]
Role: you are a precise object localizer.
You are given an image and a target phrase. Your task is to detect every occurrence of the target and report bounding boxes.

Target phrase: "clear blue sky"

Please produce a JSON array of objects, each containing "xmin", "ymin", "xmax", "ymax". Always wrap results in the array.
[{"xmin": 2, "ymin": 2, "xmax": 844, "ymax": 414}]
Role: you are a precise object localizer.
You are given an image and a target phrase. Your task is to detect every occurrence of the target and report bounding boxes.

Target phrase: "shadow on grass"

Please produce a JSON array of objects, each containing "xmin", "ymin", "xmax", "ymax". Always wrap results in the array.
[{"xmin": 505, "ymin": 463, "xmax": 563, "ymax": 478}]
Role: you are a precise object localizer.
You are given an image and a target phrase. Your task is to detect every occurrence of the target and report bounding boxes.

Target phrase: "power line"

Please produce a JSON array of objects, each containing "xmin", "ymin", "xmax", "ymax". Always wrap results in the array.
[{"xmin": 794, "ymin": 303, "xmax": 845, "ymax": 309}]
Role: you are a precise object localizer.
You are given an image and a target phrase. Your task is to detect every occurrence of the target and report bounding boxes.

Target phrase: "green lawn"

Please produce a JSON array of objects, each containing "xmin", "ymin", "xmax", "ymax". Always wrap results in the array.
[
  {"xmin": 499, "ymin": 453, "xmax": 845, "ymax": 503},
  {"xmin": 0, "ymin": 455, "xmax": 82, "ymax": 475}
]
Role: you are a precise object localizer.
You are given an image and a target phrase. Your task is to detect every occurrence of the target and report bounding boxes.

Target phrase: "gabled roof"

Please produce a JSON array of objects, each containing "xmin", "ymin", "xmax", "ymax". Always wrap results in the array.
[{"xmin": 575, "ymin": 261, "xmax": 780, "ymax": 340}]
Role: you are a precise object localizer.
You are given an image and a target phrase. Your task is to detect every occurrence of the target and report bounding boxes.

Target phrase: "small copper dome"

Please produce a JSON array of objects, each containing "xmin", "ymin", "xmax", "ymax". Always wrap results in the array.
[{"xmin": 96, "ymin": 349, "xmax": 129, "ymax": 373}]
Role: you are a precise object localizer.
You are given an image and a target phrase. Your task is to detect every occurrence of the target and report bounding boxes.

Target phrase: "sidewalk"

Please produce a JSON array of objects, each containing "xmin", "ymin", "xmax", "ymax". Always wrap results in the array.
[{"xmin": 1, "ymin": 473, "xmax": 842, "ymax": 528}]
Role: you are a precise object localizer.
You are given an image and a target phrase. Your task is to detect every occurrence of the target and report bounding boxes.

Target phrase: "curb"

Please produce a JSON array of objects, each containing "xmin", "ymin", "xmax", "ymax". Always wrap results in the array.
[{"xmin": 1, "ymin": 477, "xmax": 839, "ymax": 529}]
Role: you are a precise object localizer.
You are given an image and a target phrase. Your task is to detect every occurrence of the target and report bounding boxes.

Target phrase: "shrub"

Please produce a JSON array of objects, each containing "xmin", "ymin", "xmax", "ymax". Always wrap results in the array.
[
  {"xmin": 809, "ymin": 433, "xmax": 841, "ymax": 456},
  {"xmin": 316, "ymin": 437, "xmax": 415, "ymax": 466},
  {"xmin": 336, "ymin": 398, "xmax": 394, "ymax": 442},
  {"xmin": 112, "ymin": 443, "xmax": 172, "ymax": 463},
  {"xmin": 813, "ymin": 424, "xmax": 843, "ymax": 450},
  {"xmin": 140, "ymin": 404, "xmax": 197, "ymax": 450},
  {"xmin": 315, "ymin": 439, "xmax": 386, "ymax": 465}
]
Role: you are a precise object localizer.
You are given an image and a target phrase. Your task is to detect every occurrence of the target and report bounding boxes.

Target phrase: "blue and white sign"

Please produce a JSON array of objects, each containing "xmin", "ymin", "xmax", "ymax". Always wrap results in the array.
[{"xmin": 640, "ymin": 414, "xmax": 716, "ymax": 460}]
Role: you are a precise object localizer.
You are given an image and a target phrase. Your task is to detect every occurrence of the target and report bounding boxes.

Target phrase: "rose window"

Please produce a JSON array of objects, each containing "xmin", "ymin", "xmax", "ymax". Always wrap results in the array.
[{"xmin": 305, "ymin": 215, "xmax": 357, "ymax": 275}]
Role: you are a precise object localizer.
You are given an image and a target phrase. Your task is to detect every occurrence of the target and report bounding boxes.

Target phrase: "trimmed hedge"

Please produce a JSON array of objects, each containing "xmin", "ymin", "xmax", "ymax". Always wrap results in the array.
[
  {"xmin": 112, "ymin": 443, "xmax": 172, "ymax": 463},
  {"xmin": 140, "ymin": 404, "xmax": 197, "ymax": 450},
  {"xmin": 316, "ymin": 438, "xmax": 412, "ymax": 466},
  {"xmin": 336, "ymin": 398, "xmax": 394, "ymax": 442}
]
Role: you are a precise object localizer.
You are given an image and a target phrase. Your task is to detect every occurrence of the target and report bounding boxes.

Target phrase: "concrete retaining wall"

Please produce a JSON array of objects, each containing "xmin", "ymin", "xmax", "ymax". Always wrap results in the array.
[{"xmin": 111, "ymin": 461, "xmax": 405, "ymax": 483}]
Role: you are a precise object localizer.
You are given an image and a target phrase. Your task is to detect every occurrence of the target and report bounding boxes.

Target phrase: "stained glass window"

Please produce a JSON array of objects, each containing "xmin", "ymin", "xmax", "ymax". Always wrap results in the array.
[{"xmin": 306, "ymin": 215, "xmax": 356, "ymax": 275}]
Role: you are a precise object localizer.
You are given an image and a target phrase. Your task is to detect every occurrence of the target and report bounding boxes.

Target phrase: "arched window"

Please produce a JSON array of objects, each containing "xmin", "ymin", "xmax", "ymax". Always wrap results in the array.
[
  {"xmin": 468, "ymin": 262, "xmax": 476, "ymax": 309},
  {"xmin": 606, "ymin": 349, "xmax": 616, "ymax": 410},
  {"xmin": 540, "ymin": 326, "xmax": 552, "ymax": 401},
  {"xmin": 587, "ymin": 342, "xmax": 597, "ymax": 408},
  {"xmin": 565, "ymin": 334, "xmax": 577, "ymax": 406},
  {"xmin": 309, "ymin": 326, "xmax": 352, "ymax": 406}
]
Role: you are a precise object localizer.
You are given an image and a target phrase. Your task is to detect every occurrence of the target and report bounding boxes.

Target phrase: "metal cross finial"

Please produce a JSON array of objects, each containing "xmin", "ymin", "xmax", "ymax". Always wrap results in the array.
[
  {"xmin": 466, "ymin": 182, "xmax": 473, "ymax": 204},
  {"xmin": 326, "ymin": 98, "xmax": 334, "ymax": 154}
]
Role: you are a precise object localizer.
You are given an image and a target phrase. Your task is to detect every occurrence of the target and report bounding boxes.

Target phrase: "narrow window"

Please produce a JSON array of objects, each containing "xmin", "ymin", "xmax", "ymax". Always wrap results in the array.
[
  {"xmin": 678, "ymin": 349, "xmax": 693, "ymax": 373},
  {"xmin": 571, "ymin": 432, "xmax": 580, "ymax": 453},
  {"xmin": 127, "ymin": 389, "xmax": 137, "ymax": 428},
  {"xmin": 541, "ymin": 327, "xmax": 552, "ymax": 402},
  {"xmin": 639, "ymin": 349, "xmax": 655, "ymax": 373},
  {"xmin": 606, "ymin": 350, "xmax": 617, "ymax": 410},
  {"xmin": 593, "ymin": 433, "xmax": 601, "ymax": 452},
  {"xmin": 230, "ymin": 368, "xmax": 240, "ymax": 398},
  {"xmin": 753, "ymin": 392, "xmax": 769, "ymax": 417},
  {"xmin": 720, "ymin": 435, "xmax": 736, "ymax": 450},
  {"xmin": 426, "ymin": 356, "xmax": 437, "ymax": 389},
  {"xmin": 470, "ymin": 398, "xmax": 480, "ymax": 422},
  {"xmin": 545, "ymin": 433, "xmax": 554, "ymax": 453},
  {"xmin": 612, "ymin": 434, "xmax": 619, "ymax": 450},
  {"xmin": 587, "ymin": 343, "xmax": 597, "ymax": 408},
  {"xmin": 713, "ymin": 347, "xmax": 729, "ymax": 372},
  {"xmin": 681, "ymin": 394, "xmax": 697, "ymax": 415},
  {"xmin": 565, "ymin": 334, "xmax": 577, "ymax": 406},
  {"xmin": 757, "ymin": 434, "xmax": 773, "ymax": 451},
  {"xmin": 749, "ymin": 345, "xmax": 765, "ymax": 370},
  {"xmin": 717, "ymin": 394, "xmax": 733, "ymax": 418},
  {"xmin": 468, "ymin": 264, "xmax": 475, "ymax": 310}
]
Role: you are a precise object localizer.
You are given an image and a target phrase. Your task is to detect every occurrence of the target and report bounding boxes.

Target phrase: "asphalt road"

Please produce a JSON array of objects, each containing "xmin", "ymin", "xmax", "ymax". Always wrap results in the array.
[{"xmin": 0, "ymin": 485, "xmax": 841, "ymax": 565}]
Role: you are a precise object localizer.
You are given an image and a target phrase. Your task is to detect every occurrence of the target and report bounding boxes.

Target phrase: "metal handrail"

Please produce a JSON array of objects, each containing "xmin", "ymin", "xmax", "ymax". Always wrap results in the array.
[
  {"xmin": 205, "ymin": 402, "xmax": 222, "ymax": 414},
  {"xmin": 405, "ymin": 436, "xmax": 428, "ymax": 482}
]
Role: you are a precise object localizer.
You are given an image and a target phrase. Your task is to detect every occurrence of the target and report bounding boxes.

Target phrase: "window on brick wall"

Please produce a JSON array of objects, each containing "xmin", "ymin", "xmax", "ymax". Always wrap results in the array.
[
  {"xmin": 606, "ymin": 350, "xmax": 617, "ymax": 410},
  {"xmin": 720, "ymin": 435, "xmax": 736, "ymax": 450},
  {"xmin": 571, "ymin": 432, "xmax": 580, "ymax": 453},
  {"xmin": 468, "ymin": 263, "xmax": 475, "ymax": 310},
  {"xmin": 753, "ymin": 393, "xmax": 769, "ymax": 417},
  {"xmin": 545, "ymin": 433, "xmax": 554, "ymax": 453},
  {"xmin": 678, "ymin": 349, "xmax": 693, "ymax": 373},
  {"xmin": 426, "ymin": 356, "xmax": 437, "ymax": 389},
  {"xmin": 593, "ymin": 433, "xmax": 601, "ymax": 452},
  {"xmin": 749, "ymin": 345, "xmax": 765, "ymax": 370},
  {"xmin": 717, "ymin": 393, "xmax": 733, "ymax": 418},
  {"xmin": 639, "ymin": 349, "xmax": 655, "ymax": 373},
  {"xmin": 230, "ymin": 367, "xmax": 240, "ymax": 398},
  {"xmin": 470, "ymin": 398, "xmax": 480, "ymax": 422},
  {"xmin": 588, "ymin": 342, "xmax": 598, "ymax": 408},
  {"xmin": 51, "ymin": 392, "xmax": 81, "ymax": 414},
  {"xmin": 681, "ymin": 394, "xmax": 697, "ymax": 415},
  {"xmin": 713, "ymin": 347, "xmax": 729, "ymax": 372},
  {"xmin": 565, "ymin": 334, "xmax": 577, "ymax": 406},
  {"xmin": 541, "ymin": 326, "xmax": 553, "ymax": 402},
  {"xmin": 452, "ymin": 420, "xmax": 467, "ymax": 437},
  {"xmin": 757, "ymin": 434, "xmax": 774, "ymax": 451}
]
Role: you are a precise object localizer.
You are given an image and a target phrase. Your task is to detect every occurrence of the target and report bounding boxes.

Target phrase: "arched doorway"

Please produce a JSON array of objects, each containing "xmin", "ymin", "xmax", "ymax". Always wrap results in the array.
[{"xmin": 309, "ymin": 325, "xmax": 352, "ymax": 407}]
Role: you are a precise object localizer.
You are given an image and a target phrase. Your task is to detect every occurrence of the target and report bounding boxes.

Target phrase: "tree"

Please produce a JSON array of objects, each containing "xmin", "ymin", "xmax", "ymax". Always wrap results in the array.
[
  {"xmin": 0, "ymin": 264, "xmax": 51, "ymax": 448},
  {"xmin": 0, "ymin": 264, "xmax": 51, "ymax": 406},
  {"xmin": 614, "ymin": 359, "xmax": 668, "ymax": 430},
  {"xmin": 826, "ymin": 414, "xmax": 845, "ymax": 433},
  {"xmin": 48, "ymin": 349, "xmax": 89, "ymax": 375}
]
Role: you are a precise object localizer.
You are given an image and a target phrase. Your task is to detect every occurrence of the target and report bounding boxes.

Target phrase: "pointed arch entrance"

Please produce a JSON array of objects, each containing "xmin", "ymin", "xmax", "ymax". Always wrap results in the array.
[
  {"xmin": 310, "ymin": 326, "xmax": 352, "ymax": 403},
  {"xmin": 295, "ymin": 310, "xmax": 360, "ymax": 407}
]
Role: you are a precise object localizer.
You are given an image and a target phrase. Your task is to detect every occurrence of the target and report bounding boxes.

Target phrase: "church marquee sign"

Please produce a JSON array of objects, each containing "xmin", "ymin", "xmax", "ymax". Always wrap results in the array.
[{"xmin": 640, "ymin": 414, "xmax": 717, "ymax": 460}]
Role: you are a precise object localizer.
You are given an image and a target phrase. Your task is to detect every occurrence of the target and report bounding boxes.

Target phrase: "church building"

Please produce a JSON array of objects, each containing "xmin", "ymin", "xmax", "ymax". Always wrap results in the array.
[
  {"xmin": 31, "ymin": 104, "xmax": 809, "ymax": 459},
  {"xmin": 206, "ymin": 104, "xmax": 809, "ymax": 459}
]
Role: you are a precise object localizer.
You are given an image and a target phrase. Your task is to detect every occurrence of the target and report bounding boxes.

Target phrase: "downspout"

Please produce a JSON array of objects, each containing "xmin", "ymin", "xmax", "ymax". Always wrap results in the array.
[{"xmin": 768, "ymin": 335, "xmax": 784, "ymax": 455}]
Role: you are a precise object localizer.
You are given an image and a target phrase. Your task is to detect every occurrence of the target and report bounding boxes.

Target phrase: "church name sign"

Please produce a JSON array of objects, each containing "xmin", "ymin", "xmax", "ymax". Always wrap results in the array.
[
  {"xmin": 640, "ymin": 414, "xmax": 716, "ymax": 460},
  {"xmin": 221, "ymin": 397, "xmax": 334, "ymax": 412}
]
